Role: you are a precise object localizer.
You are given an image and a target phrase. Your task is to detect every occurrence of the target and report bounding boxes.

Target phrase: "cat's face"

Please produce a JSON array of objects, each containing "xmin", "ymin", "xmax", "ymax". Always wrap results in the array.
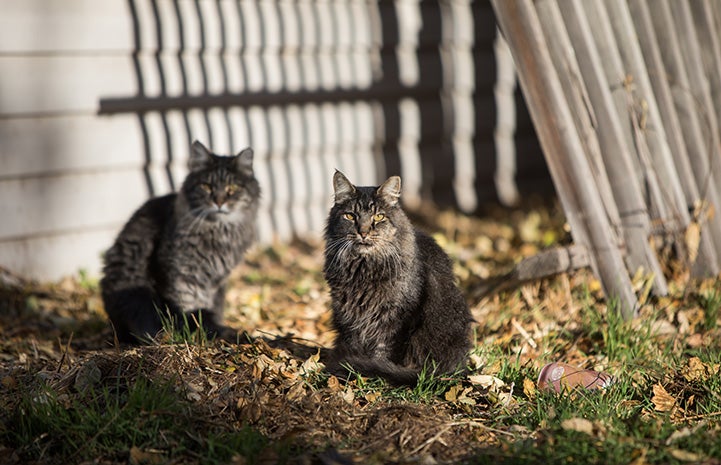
[
  {"xmin": 181, "ymin": 141, "xmax": 260, "ymax": 222},
  {"xmin": 326, "ymin": 171, "xmax": 405, "ymax": 256}
]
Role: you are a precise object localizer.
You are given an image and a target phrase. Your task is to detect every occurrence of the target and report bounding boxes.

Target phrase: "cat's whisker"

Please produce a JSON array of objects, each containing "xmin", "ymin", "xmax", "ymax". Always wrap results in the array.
[
  {"xmin": 328, "ymin": 239, "xmax": 353, "ymax": 271},
  {"xmin": 324, "ymin": 239, "xmax": 345, "ymax": 263},
  {"xmin": 184, "ymin": 213, "xmax": 205, "ymax": 235},
  {"xmin": 177, "ymin": 206, "xmax": 208, "ymax": 232}
]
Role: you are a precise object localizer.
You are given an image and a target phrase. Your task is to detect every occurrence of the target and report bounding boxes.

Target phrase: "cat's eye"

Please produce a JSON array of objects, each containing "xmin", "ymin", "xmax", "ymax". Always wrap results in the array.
[
  {"xmin": 199, "ymin": 183, "xmax": 212, "ymax": 193},
  {"xmin": 225, "ymin": 184, "xmax": 239, "ymax": 195},
  {"xmin": 373, "ymin": 213, "xmax": 386, "ymax": 222},
  {"xmin": 343, "ymin": 212, "xmax": 355, "ymax": 221}
]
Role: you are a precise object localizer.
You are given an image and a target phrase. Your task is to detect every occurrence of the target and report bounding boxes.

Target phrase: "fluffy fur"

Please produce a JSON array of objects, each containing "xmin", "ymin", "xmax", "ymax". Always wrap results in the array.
[
  {"xmin": 101, "ymin": 141, "xmax": 260, "ymax": 343},
  {"xmin": 323, "ymin": 171, "xmax": 473, "ymax": 385}
]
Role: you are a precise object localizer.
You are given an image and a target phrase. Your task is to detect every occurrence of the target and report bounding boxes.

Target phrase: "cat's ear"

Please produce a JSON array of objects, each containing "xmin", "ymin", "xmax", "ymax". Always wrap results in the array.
[
  {"xmin": 333, "ymin": 170, "xmax": 356, "ymax": 204},
  {"xmin": 189, "ymin": 140, "xmax": 213, "ymax": 172},
  {"xmin": 233, "ymin": 147, "xmax": 254, "ymax": 176},
  {"xmin": 377, "ymin": 176, "xmax": 402, "ymax": 206}
]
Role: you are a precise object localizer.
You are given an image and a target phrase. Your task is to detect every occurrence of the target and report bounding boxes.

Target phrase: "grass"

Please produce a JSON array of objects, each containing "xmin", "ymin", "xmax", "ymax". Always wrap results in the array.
[
  {"xmin": 699, "ymin": 288, "xmax": 721, "ymax": 331},
  {"xmin": 5, "ymin": 376, "xmax": 276, "ymax": 464},
  {"xmin": 7, "ymin": 278, "xmax": 721, "ymax": 464},
  {"xmin": 156, "ymin": 307, "xmax": 211, "ymax": 346},
  {"xmin": 5, "ymin": 210, "xmax": 721, "ymax": 464},
  {"xmin": 475, "ymin": 310, "xmax": 721, "ymax": 465}
]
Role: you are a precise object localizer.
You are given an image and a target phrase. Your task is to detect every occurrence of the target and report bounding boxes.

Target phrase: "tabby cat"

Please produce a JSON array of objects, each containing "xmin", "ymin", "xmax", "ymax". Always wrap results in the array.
[
  {"xmin": 101, "ymin": 141, "xmax": 260, "ymax": 343},
  {"xmin": 323, "ymin": 171, "xmax": 473, "ymax": 385}
]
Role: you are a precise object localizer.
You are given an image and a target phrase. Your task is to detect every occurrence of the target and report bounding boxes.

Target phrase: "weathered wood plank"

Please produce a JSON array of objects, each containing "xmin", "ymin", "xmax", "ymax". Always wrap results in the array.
[
  {"xmin": 491, "ymin": 0, "xmax": 638, "ymax": 318},
  {"xmin": 553, "ymin": 0, "xmax": 668, "ymax": 294},
  {"xmin": 691, "ymin": 0, "xmax": 721, "ymax": 141},
  {"xmin": 602, "ymin": 0, "xmax": 688, "ymax": 228},
  {"xmin": 668, "ymin": 0, "xmax": 721, "ymax": 249},
  {"xmin": 644, "ymin": 0, "xmax": 721, "ymax": 263},
  {"xmin": 628, "ymin": 0, "xmax": 719, "ymax": 275},
  {"xmin": 474, "ymin": 245, "xmax": 591, "ymax": 299},
  {"xmin": 513, "ymin": 245, "xmax": 590, "ymax": 282}
]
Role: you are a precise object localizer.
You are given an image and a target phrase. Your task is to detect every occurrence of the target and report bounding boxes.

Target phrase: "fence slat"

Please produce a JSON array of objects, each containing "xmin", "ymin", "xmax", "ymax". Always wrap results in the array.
[
  {"xmin": 642, "ymin": 1, "xmax": 721, "ymax": 267},
  {"xmin": 628, "ymin": 0, "xmax": 719, "ymax": 275},
  {"xmin": 491, "ymin": 0, "xmax": 638, "ymax": 318},
  {"xmin": 670, "ymin": 0, "xmax": 721, "ymax": 248},
  {"xmin": 554, "ymin": 0, "xmax": 668, "ymax": 294},
  {"xmin": 603, "ymin": 0, "xmax": 689, "ymax": 230}
]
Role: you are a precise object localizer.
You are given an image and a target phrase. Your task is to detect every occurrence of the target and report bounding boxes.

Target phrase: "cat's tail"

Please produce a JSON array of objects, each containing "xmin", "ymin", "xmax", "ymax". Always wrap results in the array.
[{"xmin": 326, "ymin": 355, "xmax": 421, "ymax": 386}]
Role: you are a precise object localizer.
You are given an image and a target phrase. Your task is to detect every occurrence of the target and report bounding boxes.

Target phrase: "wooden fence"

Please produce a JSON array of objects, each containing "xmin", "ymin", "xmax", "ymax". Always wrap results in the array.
[{"xmin": 492, "ymin": 0, "xmax": 721, "ymax": 318}]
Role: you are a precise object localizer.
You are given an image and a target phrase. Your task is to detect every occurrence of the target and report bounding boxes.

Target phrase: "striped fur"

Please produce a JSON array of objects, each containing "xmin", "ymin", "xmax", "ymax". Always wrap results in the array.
[
  {"xmin": 101, "ymin": 141, "xmax": 260, "ymax": 343},
  {"xmin": 323, "ymin": 171, "xmax": 473, "ymax": 385}
]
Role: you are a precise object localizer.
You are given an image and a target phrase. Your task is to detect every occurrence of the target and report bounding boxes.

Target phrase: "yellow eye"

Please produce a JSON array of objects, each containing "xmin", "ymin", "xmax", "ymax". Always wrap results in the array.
[
  {"xmin": 373, "ymin": 213, "xmax": 386, "ymax": 222},
  {"xmin": 199, "ymin": 183, "xmax": 212, "ymax": 193},
  {"xmin": 343, "ymin": 212, "xmax": 355, "ymax": 221},
  {"xmin": 225, "ymin": 184, "xmax": 239, "ymax": 195}
]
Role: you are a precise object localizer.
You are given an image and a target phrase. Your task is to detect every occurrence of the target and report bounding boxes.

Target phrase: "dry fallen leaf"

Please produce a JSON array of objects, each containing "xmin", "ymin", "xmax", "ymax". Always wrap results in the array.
[
  {"xmin": 651, "ymin": 383, "xmax": 676, "ymax": 412},
  {"xmin": 628, "ymin": 447, "xmax": 648, "ymax": 465},
  {"xmin": 300, "ymin": 351, "xmax": 324, "ymax": 375},
  {"xmin": 342, "ymin": 386, "xmax": 355, "ymax": 406},
  {"xmin": 129, "ymin": 446, "xmax": 166, "ymax": 465},
  {"xmin": 561, "ymin": 418, "xmax": 594, "ymax": 435},
  {"xmin": 685, "ymin": 221, "xmax": 700, "ymax": 264},
  {"xmin": 327, "ymin": 375, "xmax": 342, "ymax": 392},
  {"xmin": 669, "ymin": 448, "xmax": 703, "ymax": 462},
  {"xmin": 468, "ymin": 374, "xmax": 505, "ymax": 390},
  {"xmin": 677, "ymin": 308, "xmax": 704, "ymax": 335},
  {"xmin": 236, "ymin": 396, "xmax": 262, "ymax": 423},
  {"xmin": 522, "ymin": 377, "xmax": 536, "ymax": 399},
  {"xmin": 364, "ymin": 391, "xmax": 381, "ymax": 403},
  {"xmin": 285, "ymin": 381, "xmax": 306, "ymax": 402},
  {"xmin": 445, "ymin": 384, "xmax": 463, "ymax": 402},
  {"xmin": 681, "ymin": 356, "xmax": 718, "ymax": 383},
  {"xmin": 666, "ymin": 426, "xmax": 693, "ymax": 445}
]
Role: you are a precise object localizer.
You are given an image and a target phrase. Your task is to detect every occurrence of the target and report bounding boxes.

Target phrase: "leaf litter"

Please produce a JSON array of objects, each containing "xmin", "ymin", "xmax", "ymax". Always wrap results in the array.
[{"xmin": 2, "ymin": 201, "xmax": 721, "ymax": 463}]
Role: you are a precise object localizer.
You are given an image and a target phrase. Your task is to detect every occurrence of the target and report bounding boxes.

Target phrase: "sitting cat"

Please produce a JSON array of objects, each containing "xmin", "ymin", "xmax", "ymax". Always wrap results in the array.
[
  {"xmin": 323, "ymin": 171, "xmax": 473, "ymax": 385},
  {"xmin": 101, "ymin": 141, "xmax": 260, "ymax": 343}
]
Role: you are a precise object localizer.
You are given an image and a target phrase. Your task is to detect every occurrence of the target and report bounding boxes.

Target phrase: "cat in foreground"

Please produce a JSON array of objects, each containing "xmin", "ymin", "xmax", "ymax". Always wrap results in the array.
[
  {"xmin": 101, "ymin": 141, "xmax": 260, "ymax": 343},
  {"xmin": 323, "ymin": 171, "xmax": 473, "ymax": 385}
]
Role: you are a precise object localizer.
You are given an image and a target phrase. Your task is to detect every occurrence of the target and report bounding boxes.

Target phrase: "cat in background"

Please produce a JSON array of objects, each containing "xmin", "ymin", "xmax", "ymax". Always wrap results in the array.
[
  {"xmin": 323, "ymin": 171, "xmax": 473, "ymax": 385},
  {"xmin": 101, "ymin": 141, "xmax": 260, "ymax": 343}
]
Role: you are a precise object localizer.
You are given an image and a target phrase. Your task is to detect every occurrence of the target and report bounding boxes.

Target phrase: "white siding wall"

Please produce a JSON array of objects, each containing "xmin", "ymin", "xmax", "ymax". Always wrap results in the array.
[
  {"xmin": 0, "ymin": 0, "xmax": 532, "ymax": 281},
  {"xmin": 0, "ymin": 0, "xmax": 383, "ymax": 280}
]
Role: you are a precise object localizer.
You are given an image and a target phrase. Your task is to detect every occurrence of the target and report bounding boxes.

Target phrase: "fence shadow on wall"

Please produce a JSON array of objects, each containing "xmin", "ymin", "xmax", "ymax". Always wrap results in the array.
[{"xmin": 99, "ymin": 0, "xmax": 548, "ymax": 239}]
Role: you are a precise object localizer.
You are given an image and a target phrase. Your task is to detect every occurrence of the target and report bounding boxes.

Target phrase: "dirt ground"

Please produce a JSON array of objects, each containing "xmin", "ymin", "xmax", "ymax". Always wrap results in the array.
[{"xmin": 2, "ymin": 202, "xmax": 707, "ymax": 464}]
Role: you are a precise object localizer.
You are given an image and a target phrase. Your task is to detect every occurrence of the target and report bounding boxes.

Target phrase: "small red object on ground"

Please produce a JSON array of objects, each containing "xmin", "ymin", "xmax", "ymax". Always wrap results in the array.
[{"xmin": 537, "ymin": 362, "xmax": 614, "ymax": 393}]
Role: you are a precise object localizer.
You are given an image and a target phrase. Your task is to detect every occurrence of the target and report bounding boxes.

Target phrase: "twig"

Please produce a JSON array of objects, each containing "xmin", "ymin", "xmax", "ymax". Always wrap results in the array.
[
  {"xmin": 511, "ymin": 318, "xmax": 537, "ymax": 349},
  {"xmin": 409, "ymin": 424, "xmax": 453, "ymax": 456},
  {"xmin": 355, "ymin": 428, "xmax": 402, "ymax": 453},
  {"xmin": 682, "ymin": 410, "xmax": 721, "ymax": 422},
  {"xmin": 56, "ymin": 332, "xmax": 74, "ymax": 373},
  {"xmin": 409, "ymin": 419, "xmax": 521, "ymax": 456}
]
